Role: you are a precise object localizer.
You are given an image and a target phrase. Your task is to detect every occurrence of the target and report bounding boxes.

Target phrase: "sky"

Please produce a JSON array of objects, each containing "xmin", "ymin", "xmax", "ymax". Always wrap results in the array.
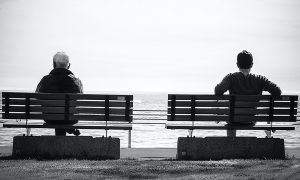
[{"xmin": 0, "ymin": 0, "xmax": 300, "ymax": 93}]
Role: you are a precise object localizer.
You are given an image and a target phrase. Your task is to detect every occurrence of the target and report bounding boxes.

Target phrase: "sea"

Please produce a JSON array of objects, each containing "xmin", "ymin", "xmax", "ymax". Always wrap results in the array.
[{"xmin": 0, "ymin": 92, "xmax": 299, "ymax": 148}]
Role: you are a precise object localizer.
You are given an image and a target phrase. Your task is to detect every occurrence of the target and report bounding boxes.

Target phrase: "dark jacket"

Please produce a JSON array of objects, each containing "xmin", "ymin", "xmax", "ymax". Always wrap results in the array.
[
  {"xmin": 36, "ymin": 68, "xmax": 83, "ymax": 124},
  {"xmin": 36, "ymin": 68, "xmax": 83, "ymax": 93},
  {"xmin": 215, "ymin": 72, "xmax": 281, "ymax": 96}
]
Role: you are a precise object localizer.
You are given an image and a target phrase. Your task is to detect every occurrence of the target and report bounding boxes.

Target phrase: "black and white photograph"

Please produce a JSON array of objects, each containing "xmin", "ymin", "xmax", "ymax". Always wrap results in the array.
[{"xmin": 0, "ymin": 0, "xmax": 299, "ymax": 179}]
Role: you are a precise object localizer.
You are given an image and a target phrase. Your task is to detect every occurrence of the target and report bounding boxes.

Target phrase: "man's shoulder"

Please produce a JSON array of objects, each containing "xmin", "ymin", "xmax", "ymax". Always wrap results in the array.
[
  {"xmin": 36, "ymin": 74, "xmax": 55, "ymax": 93},
  {"xmin": 40, "ymin": 74, "xmax": 53, "ymax": 82},
  {"xmin": 223, "ymin": 72, "xmax": 239, "ymax": 79},
  {"xmin": 225, "ymin": 72, "xmax": 241, "ymax": 76},
  {"xmin": 67, "ymin": 74, "xmax": 83, "ymax": 92},
  {"xmin": 249, "ymin": 73, "xmax": 267, "ymax": 80},
  {"xmin": 68, "ymin": 74, "xmax": 82, "ymax": 83}
]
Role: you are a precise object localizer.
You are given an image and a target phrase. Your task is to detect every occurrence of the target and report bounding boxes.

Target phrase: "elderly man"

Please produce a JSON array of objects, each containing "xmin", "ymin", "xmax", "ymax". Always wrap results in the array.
[
  {"xmin": 215, "ymin": 50, "xmax": 281, "ymax": 137},
  {"xmin": 36, "ymin": 52, "xmax": 83, "ymax": 136}
]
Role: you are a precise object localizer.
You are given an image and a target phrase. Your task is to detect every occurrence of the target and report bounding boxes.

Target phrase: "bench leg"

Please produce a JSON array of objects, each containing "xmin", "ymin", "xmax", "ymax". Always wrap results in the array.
[
  {"xmin": 188, "ymin": 130, "xmax": 193, "ymax": 137},
  {"xmin": 265, "ymin": 130, "xmax": 273, "ymax": 138},
  {"xmin": 227, "ymin": 130, "xmax": 236, "ymax": 137},
  {"xmin": 26, "ymin": 128, "xmax": 31, "ymax": 136},
  {"xmin": 55, "ymin": 129, "xmax": 67, "ymax": 136},
  {"xmin": 128, "ymin": 130, "xmax": 132, "ymax": 148}
]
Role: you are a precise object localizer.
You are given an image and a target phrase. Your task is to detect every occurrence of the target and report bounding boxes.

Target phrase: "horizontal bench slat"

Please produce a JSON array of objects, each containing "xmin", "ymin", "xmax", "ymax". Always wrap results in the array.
[
  {"xmin": 168, "ymin": 108, "xmax": 297, "ymax": 115},
  {"xmin": 168, "ymin": 94, "xmax": 230, "ymax": 100},
  {"xmin": 235, "ymin": 95, "xmax": 298, "ymax": 101},
  {"xmin": 3, "ymin": 124, "xmax": 132, "ymax": 130},
  {"xmin": 166, "ymin": 125, "xmax": 295, "ymax": 130},
  {"xmin": 2, "ymin": 92, "xmax": 66, "ymax": 99},
  {"xmin": 2, "ymin": 99, "xmax": 69, "ymax": 106},
  {"xmin": 168, "ymin": 94, "xmax": 298, "ymax": 101},
  {"xmin": 235, "ymin": 101, "xmax": 298, "ymax": 108},
  {"xmin": 74, "ymin": 101, "xmax": 133, "ymax": 107},
  {"xmin": 2, "ymin": 92, "xmax": 133, "ymax": 101},
  {"xmin": 5, "ymin": 106, "xmax": 66, "ymax": 113},
  {"xmin": 233, "ymin": 108, "xmax": 297, "ymax": 115},
  {"xmin": 69, "ymin": 94, "xmax": 133, "ymax": 101},
  {"xmin": 169, "ymin": 108, "xmax": 229, "ymax": 115},
  {"xmin": 168, "ymin": 101, "xmax": 230, "ymax": 107},
  {"xmin": 168, "ymin": 115, "xmax": 229, "ymax": 121},
  {"xmin": 4, "ymin": 106, "xmax": 132, "ymax": 115},
  {"xmin": 2, "ymin": 99, "xmax": 132, "ymax": 107},
  {"xmin": 2, "ymin": 113, "xmax": 132, "ymax": 122},
  {"xmin": 75, "ymin": 108, "xmax": 131, "ymax": 114},
  {"xmin": 72, "ymin": 115, "xmax": 132, "ymax": 121},
  {"xmin": 167, "ymin": 101, "xmax": 297, "ymax": 108},
  {"xmin": 168, "ymin": 115, "xmax": 296, "ymax": 122}
]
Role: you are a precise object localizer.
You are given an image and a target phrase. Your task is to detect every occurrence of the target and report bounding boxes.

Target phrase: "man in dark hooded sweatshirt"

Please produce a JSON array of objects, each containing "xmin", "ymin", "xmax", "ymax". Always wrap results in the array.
[
  {"xmin": 215, "ymin": 50, "xmax": 281, "ymax": 137},
  {"xmin": 36, "ymin": 52, "xmax": 83, "ymax": 136}
]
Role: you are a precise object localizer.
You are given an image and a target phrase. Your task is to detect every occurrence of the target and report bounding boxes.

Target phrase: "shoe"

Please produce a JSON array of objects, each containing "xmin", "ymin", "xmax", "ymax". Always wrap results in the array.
[
  {"xmin": 265, "ymin": 130, "xmax": 272, "ymax": 138},
  {"xmin": 66, "ymin": 129, "xmax": 81, "ymax": 136},
  {"xmin": 73, "ymin": 129, "xmax": 80, "ymax": 136}
]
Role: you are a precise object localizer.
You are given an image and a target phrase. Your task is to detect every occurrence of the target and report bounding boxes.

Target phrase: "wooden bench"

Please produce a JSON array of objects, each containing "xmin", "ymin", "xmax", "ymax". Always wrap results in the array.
[
  {"xmin": 167, "ymin": 94, "xmax": 298, "ymax": 137},
  {"xmin": 1, "ymin": 92, "xmax": 133, "ymax": 147},
  {"xmin": 167, "ymin": 94, "xmax": 298, "ymax": 160}
]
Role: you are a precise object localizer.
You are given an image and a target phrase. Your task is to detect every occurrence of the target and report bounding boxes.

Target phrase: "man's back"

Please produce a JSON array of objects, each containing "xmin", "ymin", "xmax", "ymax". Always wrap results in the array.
[
  {"xmin": 215, "ymin": 72, "xmax": 281, "ymax": 96},
  {"xmin": 36, "ymin": 68, "xmax": 83, "ymax": 93},
  {"xmin": 214, "ymin": 50, "xmax": 281, "ymax": 136}
]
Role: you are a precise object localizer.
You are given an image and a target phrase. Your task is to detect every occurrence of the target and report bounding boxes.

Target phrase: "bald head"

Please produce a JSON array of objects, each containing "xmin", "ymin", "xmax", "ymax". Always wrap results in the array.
[{"xmin": 53, "ymin": 52, "xmax": 70, "ymax": 69}]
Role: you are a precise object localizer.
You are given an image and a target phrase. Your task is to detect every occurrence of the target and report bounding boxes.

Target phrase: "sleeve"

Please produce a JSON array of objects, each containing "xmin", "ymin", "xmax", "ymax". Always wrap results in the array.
[
  {"xmin": 75, "ymin": 78, "xmax": 83, "ymax": 93},
  {"xmin": 214, "ymin": 74, "xmax": 231, "ymax": 95},
  {"xmin": 68, "ymin": 74, "xmax": 83, "ymax": 93},
  {"xmin": 261, "ymin": 76, "xmax": 281, "ymax": 96}
]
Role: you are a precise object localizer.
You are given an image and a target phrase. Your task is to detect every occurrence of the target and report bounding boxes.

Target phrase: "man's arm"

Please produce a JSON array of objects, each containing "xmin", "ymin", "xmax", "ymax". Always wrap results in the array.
[
  {"xmin": 75, "ymin": 78, "xmax": 83, "ymax": 93},
  {"xmin": 261, "ymin": 76, "xmax": 281, "ymax": 96},
  {"xmin": 215, "ymin": 74, "xmax": 231, "ymax": 95},
  {"xmin": 35, "ymin": 77, "xmax": 46, "ymax": 93},
  {"xmin": 68, "ymin": 74, "xmax": 83, "ymax": 93}
]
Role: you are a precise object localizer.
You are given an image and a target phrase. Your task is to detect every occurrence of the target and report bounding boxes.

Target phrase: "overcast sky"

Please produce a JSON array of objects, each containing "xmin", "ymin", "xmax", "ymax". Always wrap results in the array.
[{"xmin": 0, "ymin": 0, "xmax": 299, "ymax": 93}]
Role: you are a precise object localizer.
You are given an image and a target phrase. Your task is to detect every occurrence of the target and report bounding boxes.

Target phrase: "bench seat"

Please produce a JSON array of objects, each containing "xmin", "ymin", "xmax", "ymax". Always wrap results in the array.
[
  {"xmin": 3, "ymin": 123, "xmax": 132, "ymax": 130},
  {"xmin": 166, "ymin": 124, "xmax": 295, "ymax": 130}
]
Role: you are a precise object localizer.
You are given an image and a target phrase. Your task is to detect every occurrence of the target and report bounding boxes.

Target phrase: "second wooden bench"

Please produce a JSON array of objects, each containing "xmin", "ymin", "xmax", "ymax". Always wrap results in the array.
[{"xmin": 167, "ymin": 94, "xmax": 297, "ymax": 136}]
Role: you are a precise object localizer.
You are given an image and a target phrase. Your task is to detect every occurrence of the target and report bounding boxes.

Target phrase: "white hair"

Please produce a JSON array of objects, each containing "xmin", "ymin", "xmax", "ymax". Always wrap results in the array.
[{"xmin": 53, "ymin": 52, "xmax": 69, "ymax": 68}]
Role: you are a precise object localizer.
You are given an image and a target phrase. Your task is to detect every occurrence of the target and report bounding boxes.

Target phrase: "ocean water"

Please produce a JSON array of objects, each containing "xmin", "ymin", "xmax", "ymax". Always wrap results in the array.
[{"xmin": 0, "ymin": 93, "xmax": 299, "ymax": 148}]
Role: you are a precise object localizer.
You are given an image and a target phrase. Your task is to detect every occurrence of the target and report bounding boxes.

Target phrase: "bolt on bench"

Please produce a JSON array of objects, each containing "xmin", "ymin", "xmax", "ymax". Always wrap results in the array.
[
  {"xmin": 1, "ymin": 92, "xmax": 133, "ymax": 159},
  {"xmin": 166, "ymin": 94, "xmax": 298, "ymax": 160}
]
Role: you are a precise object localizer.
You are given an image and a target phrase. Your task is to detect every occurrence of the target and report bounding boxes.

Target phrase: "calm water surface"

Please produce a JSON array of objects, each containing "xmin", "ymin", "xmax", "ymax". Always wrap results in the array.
[{"xmin": 1, "ymin": 93, "xmax": 299, "ymax": 148}]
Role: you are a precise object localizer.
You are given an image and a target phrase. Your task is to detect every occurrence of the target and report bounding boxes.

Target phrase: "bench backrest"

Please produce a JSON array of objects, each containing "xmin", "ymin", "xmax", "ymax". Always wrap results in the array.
[
  {"xmin": 168, "ymin": 94, "xmax": 298, "ymax": 123},
  {"xmin": 2, "ymin": 92, "xmax": 133, "ymax": 122}
]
